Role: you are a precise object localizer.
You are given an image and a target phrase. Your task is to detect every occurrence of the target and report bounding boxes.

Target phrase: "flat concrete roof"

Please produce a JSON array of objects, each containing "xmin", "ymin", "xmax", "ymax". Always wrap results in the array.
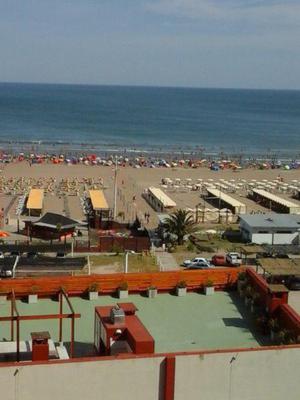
[{"xmin": 0, "ymin": 292, "xmax": 265, "ymax": 356}]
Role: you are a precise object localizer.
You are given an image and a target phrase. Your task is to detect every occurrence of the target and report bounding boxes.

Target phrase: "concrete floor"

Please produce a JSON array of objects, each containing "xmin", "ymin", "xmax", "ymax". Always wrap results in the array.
[{"xmin": 0, "ymin": 292, "xmax": 264, "ymax": 356}]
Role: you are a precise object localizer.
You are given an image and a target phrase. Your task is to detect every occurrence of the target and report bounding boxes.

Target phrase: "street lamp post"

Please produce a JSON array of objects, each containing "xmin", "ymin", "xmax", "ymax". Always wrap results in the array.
[{"xmin": 124, "ymin": 250, "xmax": 135, "ymax": 273}]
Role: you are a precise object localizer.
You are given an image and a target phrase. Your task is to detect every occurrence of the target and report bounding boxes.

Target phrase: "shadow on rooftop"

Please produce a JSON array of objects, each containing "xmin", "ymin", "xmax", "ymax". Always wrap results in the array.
[
  {"xmin": 228, "ymin": 291, "xmax": 272, "ymax": 346},
  {"xmin": 63, "ymin": 341, "xmax": 98, "ymax": 358},
  {"xmin": 222, "ymin": 317, "xmax": 248, "ymax": 329}
]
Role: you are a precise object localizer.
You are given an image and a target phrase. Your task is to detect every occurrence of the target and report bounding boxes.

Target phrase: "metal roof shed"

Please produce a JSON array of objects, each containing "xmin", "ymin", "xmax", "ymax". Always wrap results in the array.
[
  {"xmin": 206, "ymin": 188, "xmax": 246, "ymax": 214},
  {"xmin": 26, "ymin": 189, "xmax": 44, "ymax": 216},
  {"xmin": 251, "ymin": 189, "xmax": 300, "ymax": 214},
  {"xmin": 148, "ymin": 187, "xmax": 176, "ymax": 210},
  {"xmin": 89, "ymin": 190, "xmax": 109, "ymax": 211}
]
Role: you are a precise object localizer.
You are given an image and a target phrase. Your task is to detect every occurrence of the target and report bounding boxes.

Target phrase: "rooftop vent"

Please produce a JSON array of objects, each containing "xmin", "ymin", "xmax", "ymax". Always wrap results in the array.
[{"xmin": 110, "ymin": 305, "xmax": 125, "ymax": 324}]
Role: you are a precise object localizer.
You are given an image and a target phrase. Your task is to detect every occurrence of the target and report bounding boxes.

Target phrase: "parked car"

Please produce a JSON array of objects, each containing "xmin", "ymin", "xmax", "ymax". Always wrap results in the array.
[
  {"xmin": 226, "ymin": 252, "xmax": 242, "ymax": 266},
  {"xmin": 0, "ymin": 267, "xmax": 12, "ymax": 278},
  {"xmin": 183, "ymin": 257, "xmax": 211, "ymax": 268},
  {"xmin": 0, "ymin": 252, "xmax": 4, "ymax": 259},
  {"xmin": 286, "ymin": 276, "xmax": 300, "ymax": 290},
  {"xmin": 211, "ymin": 254, "xmax": 227, "ymax": 266},
  {"xmin": 56, "ymin": 252, "xmax": 66, "ymax": 258},
  {"xmin": 27, "ymin": 251, "xmax": 38, "ymax": 259},
  {"xmin": 10, "ymin": 251, "xmax": 21, "ymax": 256},
  {"xmin": 185, "ymin": 261, "xmax": 212, "ymax": 270}
]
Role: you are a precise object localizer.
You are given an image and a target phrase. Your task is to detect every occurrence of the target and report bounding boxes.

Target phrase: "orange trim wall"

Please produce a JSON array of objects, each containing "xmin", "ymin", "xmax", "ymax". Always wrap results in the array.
[{"xmin": 0, "ymin": 268, "xmax": 241, "ymax": 297}]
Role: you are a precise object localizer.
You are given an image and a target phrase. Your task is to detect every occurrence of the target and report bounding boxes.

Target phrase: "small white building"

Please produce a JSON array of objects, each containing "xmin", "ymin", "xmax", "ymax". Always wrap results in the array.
[{"xmin": 240, "ymin": 214, "xmax": 300, "ymax": 245}]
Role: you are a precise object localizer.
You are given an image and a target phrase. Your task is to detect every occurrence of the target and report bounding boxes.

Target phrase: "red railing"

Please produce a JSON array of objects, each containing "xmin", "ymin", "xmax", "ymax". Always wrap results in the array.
[{"xmin": 0, "ymin": 268, "xmax": 240, "ymax": 298}]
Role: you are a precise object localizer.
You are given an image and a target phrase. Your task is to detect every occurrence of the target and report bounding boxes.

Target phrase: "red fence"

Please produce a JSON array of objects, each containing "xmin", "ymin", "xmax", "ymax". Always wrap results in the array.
[
  {"xmin": 275, "ymin": 304, "xmax": 300, "ymax": 337},
  {"xmin": 245, "ymin": 268, "xmax": 269, "ymax": 306},
  {"xmin": 0, "ymin": 268, "xmax": 240, "ymax": 298},
  {"xmin": 246, "ymin": 268, "xmax": 300, "ymax": 339},
  {"xmin": 75, "ymin": 236, "xmax": 150, "ymax": 253}
]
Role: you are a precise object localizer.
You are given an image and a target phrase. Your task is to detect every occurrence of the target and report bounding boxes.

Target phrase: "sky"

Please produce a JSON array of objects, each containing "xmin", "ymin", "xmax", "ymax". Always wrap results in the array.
[{"xmin": 0, "ymin": 0, "xmax": 300, "ymax": 89}]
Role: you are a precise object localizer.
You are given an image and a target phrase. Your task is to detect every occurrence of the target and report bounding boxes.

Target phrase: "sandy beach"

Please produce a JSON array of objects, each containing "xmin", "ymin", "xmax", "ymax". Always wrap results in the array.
[{"xmin": 1, "ymin": 162, "xmax": 300, "ymax": 230}]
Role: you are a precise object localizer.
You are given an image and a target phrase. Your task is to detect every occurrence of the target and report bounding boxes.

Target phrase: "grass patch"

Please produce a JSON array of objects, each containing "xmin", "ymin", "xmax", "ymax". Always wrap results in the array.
[{"xmin": 89, "ymin": 253, "xmax": 159, "ymax": 273}]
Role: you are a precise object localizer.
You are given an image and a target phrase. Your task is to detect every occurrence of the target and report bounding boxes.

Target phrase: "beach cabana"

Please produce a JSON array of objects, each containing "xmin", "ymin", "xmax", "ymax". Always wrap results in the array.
[
  {"xmin": 147, "ymin": 187, "xmax": 176, "ymax": 212},
  {"xmin": 88, "ymin": 190, "xmax": 112, "ymax": 228},
  {"xmin": 249, "ymin": 189, "xmax": 300, "ymax": 214},
  {"xmin": 25, "ymin": 212, "xmax": 79, "ymax": 240},
  {"xmin": 205, "ymin": 188, "xmax": 246, "ymax": 214},
  {"xmin": 26, "ymin": 189, "xmax": 44, "ymax": 217}
]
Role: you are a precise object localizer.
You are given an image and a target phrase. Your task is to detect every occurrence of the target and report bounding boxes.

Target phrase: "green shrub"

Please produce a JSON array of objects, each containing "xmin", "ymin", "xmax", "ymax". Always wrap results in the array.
[
  {"xmin": 88, "ymin": 282, "xmax": 99, "ymax": 292},
  {"xmin": 111, "ymin": 244, "xmax": 123, "ymax": 255},
  {"xmin": 119, "ymin": 282, "xmax": 128, "ymax": 291},
  {"xmin": 177, "ymin": 280, "xmax": 187, "ymax": 289},
  {"xmin": 186, "ymin": 241, "xmax": 195, "ymax": 252},
  {"xmin": 238, "ymin": 271, "xmax": 247, "ymax": 281}
]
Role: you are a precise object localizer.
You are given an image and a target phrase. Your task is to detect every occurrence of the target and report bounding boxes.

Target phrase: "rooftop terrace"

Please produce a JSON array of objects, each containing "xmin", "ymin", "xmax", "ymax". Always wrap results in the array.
[{"xmin": 0, "ymin": 292, "xmax": 266, "ymax": 358}]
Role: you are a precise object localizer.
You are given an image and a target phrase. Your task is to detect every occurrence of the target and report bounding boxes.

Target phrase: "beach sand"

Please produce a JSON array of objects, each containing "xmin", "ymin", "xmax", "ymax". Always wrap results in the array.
[{"xmin": 1, "ymin": 162, "xmax": 300, "ymax": 229}]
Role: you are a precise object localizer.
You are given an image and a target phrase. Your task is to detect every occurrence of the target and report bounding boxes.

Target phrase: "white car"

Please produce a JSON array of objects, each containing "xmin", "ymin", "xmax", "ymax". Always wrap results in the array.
[
  {"xmin": 183, "ymin": 257, "xmax": 211, "ymax": 268},
  {"xmin": 226, "ymin": 252, "xmax": 242, "ymax": 266},
  {"xmin": 0, "ymin": 252, "xmax": 4, "ymax": 259}
]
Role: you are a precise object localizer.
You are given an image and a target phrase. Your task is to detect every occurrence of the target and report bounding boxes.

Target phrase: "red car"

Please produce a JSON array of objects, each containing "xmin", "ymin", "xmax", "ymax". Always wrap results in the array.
[{"xmin": 211, "ymin": 254, "xmax": 227, "ymax": 266}]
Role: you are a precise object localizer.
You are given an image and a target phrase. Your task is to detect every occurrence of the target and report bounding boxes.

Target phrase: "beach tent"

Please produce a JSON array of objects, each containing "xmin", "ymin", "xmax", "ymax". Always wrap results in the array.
[{"xmin": 0, "ymin": 231, "xmax": 9, "ymax": 237}]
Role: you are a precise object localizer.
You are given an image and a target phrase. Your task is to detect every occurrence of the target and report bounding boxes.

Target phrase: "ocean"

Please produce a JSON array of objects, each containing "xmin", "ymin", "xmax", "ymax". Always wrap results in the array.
[{"xmin": 0, "ymin": 82, "xmax": 299, "ymax": 157}]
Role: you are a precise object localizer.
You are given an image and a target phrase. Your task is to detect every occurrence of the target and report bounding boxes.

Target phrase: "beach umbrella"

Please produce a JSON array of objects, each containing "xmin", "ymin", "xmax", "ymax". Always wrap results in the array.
[{"xmin": 0, "ymin": 231, "xmax": 9, "ymax": 237}]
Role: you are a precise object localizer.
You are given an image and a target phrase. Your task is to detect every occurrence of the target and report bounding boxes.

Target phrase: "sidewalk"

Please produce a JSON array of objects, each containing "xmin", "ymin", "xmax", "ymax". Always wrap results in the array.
[{"xmin": 155, "ymin": 249, "xmax": 179, "ymax": 271}]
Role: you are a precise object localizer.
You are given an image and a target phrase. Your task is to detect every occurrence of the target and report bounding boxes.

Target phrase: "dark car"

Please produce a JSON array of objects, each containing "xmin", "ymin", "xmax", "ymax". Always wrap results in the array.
[
  {"xmin": 287, "ymin": 277, "xmax": 300, "ymax": 290},
  {"xmin": 10, "ymin": 251, "xmax": 21, "ymax": 256},
  {"xmin": 27, "ymin": 251, "xmax": 38, "ymax": 258},
  {"xmin": 56, "ymin": 252, "xmax": 66, "ymax": 258}
]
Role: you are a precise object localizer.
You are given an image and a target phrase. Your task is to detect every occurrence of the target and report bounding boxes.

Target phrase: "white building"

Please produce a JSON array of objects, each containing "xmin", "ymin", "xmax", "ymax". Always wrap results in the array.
[{"xmin": 240, "ymin": 214, "xmax": 300, "ymax": 245}]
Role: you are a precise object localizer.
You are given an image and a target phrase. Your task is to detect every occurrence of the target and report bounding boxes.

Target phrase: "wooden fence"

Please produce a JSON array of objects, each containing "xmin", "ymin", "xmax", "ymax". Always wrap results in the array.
[{"xmin": 0, "ymin": 268, "xmax": 241, "ymax": 298}]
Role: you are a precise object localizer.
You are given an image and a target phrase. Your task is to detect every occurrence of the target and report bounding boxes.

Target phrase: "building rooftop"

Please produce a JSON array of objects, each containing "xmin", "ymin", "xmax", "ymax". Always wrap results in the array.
[
  {"xmin": 33, "ymin": 212, "xmax": 79, "ymax": 229},
  {"xmin": 206, "ymin": 187, "xmax": 246, "ymax": 211},
  {"xmin": 26, "ymin": 189, "xmax": 44, "ymax": 210},
  {"xmin": 252, "ymin": 189, "xmax": 300, "ymax": 211},
  {"xmin": 89, "ymin": 190, "xmax": 109, "ymax": 210},
  {"xmin": 0, "ymin": 292, "xmax": 266, "ymax": 357},
  {"xmin": 240, "ymin": 213, "xmax": 300, "ymax": 229},
  {"xmin": 148, "ymin": 187, "xmax": 176, "ymax": 208}
]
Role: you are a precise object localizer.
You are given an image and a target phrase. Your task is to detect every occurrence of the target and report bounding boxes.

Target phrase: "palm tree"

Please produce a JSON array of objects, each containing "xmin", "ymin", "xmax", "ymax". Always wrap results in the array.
[{"xmin": 164, "ymin": 209, "xmax": 195, "ymax": 245}]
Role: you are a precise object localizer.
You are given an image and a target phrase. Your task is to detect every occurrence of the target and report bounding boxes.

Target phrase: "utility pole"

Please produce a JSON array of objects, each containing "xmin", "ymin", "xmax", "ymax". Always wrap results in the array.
[{"xmin": 113, "ymin": 155, "xmax": 118, "ymax": 220}]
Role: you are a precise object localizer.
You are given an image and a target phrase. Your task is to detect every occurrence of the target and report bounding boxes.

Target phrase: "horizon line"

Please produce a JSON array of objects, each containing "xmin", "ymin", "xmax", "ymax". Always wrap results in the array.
[{"xmin": 0, "ymin": 80, "xmax": 299, "ymax": 92}]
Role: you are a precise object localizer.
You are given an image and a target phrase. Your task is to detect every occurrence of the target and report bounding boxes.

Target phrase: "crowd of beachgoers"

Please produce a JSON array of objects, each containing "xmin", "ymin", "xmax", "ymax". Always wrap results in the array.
[
  {"xmin": 0, "ymin": 151, "xmax": 299, "ymax": 171},
  {"xmin": 0, "ymin": 176, "xmax": 104, "ymax": 195}
]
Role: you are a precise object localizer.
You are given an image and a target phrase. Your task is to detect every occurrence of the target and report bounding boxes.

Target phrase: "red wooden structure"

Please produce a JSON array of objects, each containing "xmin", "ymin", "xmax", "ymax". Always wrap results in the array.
[
  {"xmin": 31, "ymin": 331, "xmax": 50, "ymax": 361},
  {"xmin": 246, "ymin": 268, "xmax": 289, "ymax": 313},
  {"xmin": 94, "ymin": 303, "xmax": 154, "ymax": 355},
  {"xmin": 0, "ymin": 268, "xmax": 241, "ymax": 298},
  {"xmin": 0, "ymin": 288, "xmax": 80, "ymax": 361}
]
